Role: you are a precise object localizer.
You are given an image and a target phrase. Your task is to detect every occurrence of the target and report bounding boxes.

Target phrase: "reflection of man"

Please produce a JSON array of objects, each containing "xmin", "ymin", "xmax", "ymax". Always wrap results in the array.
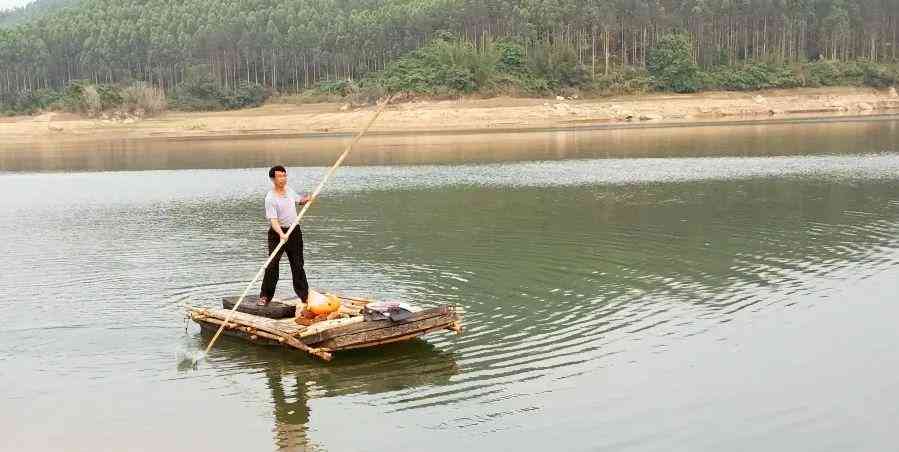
[
  {"xmin": 259, "ymin": 165, "xmax": 312, "ymax": 306},
  {"xmin": 265, "ymin": 367, "xmax": 312, "ymax": 451}
]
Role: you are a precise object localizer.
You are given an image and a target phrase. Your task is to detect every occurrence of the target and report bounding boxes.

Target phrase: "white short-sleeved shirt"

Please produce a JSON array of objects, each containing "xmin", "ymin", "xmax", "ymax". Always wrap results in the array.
[{"xmin": 265, "ymin": 187, "xmax": 299, "ymax": 227}]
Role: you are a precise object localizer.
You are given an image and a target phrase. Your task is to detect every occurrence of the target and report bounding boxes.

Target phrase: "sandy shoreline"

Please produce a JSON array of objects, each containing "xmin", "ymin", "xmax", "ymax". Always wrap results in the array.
[{"xmin": 2, "ymin": 87, "xmax": 898, "ymax": 146}]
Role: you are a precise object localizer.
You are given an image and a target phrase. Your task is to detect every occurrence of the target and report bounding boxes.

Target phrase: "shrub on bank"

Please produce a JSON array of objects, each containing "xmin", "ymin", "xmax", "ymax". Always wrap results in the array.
[
  {"xmin": 370, "ymin": 35, "xmax": 596, "ymax": 97},
  {"xmin": 526, "ymin": 40, "xmax": 590, "ymax": 89},
  {"xmin": 273, "ymin": 78, "xmax": 386, "ymax": 106},
  {"xmin": 0, "ymin": 80, "xmax": 170, "ymax": 117},
  {"xmin": 169, "ymin": 67, "xmax": 269, "ymax": 111},
  {"xmin": 587, "ymin": 66, "xmax": 654, "ymax": 96},
  {"xmin": 121, "ymin": 83, "xmax": 167, "ymax": 115},
  {"xmin": 701, "ymin": 63, "xmax": 803, "ymax": 91},
  {"xmin": 802, "ymin": 60, "xmax": 863, "ymax": 86},
  {"xmin": 0, "ymin": 88, "xmax": 60, "ymax": 115},
  {"xmin": 375, "ymin": 38, "xmax": 501, "ymax": 95},
  {"xmin": 647, "ymin": 34, "xmax": 701, "ymax": 93},
  {"xmin": 860, "ymin": 63, "xmax": 899, "ymax": 88}
]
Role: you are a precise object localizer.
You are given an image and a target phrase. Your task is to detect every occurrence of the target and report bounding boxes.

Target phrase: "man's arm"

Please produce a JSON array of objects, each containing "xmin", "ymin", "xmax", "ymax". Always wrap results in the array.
[{"xmin": 270, "ymin": 218, "xmax": 287, "ymax": 241}]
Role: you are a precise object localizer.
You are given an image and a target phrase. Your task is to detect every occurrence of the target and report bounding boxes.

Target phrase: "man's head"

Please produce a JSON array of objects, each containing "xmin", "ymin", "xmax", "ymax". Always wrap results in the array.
[{"xmin": 269, "ymin": 165, "xmax": 287, "ymax": 189}]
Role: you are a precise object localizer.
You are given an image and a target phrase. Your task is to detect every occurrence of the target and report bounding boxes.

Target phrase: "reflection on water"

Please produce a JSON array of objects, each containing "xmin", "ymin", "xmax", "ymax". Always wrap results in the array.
[
  {"xmin": 1, "ymin": 116, "xmax": 898, "ymax": 172},
  {"xmin": 197, "ymin": 335, "xmax": 459, "ymax": 450},
  {"xmin": 1, "ymin": 140, "xmax": 898, "ymax": 450}
]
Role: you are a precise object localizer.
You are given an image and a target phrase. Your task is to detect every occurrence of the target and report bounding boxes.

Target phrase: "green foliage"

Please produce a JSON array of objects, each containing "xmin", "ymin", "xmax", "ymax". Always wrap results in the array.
[
  {"xmin": 31, "ymin": 88, "xmax": 62, "ymax": 109},
  {"xmin": 80, "ymin": 85, "xmax": 101, "ymax": 116},
  {"xmin": 495, "ymin": 40, "xmax": 525, "ymax": 72},
  {"xmin": 862, "ymin": 63, "xmax": 899, "ymax": 88},
  {"xmin": 221, "ymin": 82, "xmax": 268, "ymax": 109},
  {"xmin": 169, "ymin": 66, "xmax": 220, "ymax": 109},
  {"xmin": 293, "ymin": 79, "xmax": 387, "ymax": 105},
  {"xmin": 0, "ymin": 82, "xmax": 80, "ymax": 115},
  {"xmin": 1, "ymin": 0, "xmax": 898, "ymax": 113},
  {"xmin": 648, "ymin": 33, "xmax": 701, "ymax": 93},
  {"xmin": 374, "ymin": 36, "xmax": 595, "ymax": 97},
  {"xmin": 804, "ymin": 61, "xmax": 843, "ymax": 86},
  {"xmin": 794, "ymin": 60, "xmax": 890, "ymax": 88},
  {"xmin": 315, "ymin": 79, "xmax": 356, "ymax": 96},
  {"xmin": 526, "ymin": 40, "xmax": 589, "ymax": 88},
  {"xmin": 121, "ymin": 83, "xmax": 166, "ymax": 115},
  {"xmin": 482, "ymin": 72, "xmax": 552, "ymax": 96},
  {"xmin": 377, "ymin": 38, "xmax": 500, "ymax": 95},
  {"xmin": 588, "ymin": 66, "xmax": 654, "ymax": 96},
  {"xmin": 701, "ymin": 63, "xmax": 802, "ymax": 91},
  {"xmin": 60, "ymin": 80, "xmax": 103, "ymax": 114},
  {"xmin": 0, "ymin": 80, "xmax": 171, "ymax": 116},
  {"xmin": 95, "ymin": 84, "xmax": 123, "ymax": 110},
  {"xmin": 0, "ymin": 88, "xmax": 60, "ymax": 115},
  {"xmin": 697, "ymin": 61, "xmax": 898, "ymax": 92},
  {"xmin": 0, "ymin": 0, "xmax": 73, "ymax": 28},
  {"xmin": 2, "ymin": 0, "xmax": 899, "ymax": 114},
  {"xmin": 170, "ymin": 66, "xmax": 268, "ymax": 111}
]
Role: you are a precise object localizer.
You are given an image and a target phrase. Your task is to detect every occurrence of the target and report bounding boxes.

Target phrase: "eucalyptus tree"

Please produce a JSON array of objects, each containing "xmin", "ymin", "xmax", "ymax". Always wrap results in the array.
[{"xmin": 0, "ymin": 0, "xmax": 896, "ymax": 97}]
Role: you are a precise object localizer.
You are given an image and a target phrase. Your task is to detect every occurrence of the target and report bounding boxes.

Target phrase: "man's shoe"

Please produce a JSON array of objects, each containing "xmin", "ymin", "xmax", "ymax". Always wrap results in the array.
[{"xmin": 257, "ymin": 296, "xmax": 270, "ymax": 306}]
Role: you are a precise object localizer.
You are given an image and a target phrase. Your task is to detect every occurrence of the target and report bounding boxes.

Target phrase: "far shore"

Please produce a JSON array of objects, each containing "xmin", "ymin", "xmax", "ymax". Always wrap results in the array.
[{"xmin": 2, "ymin": 86, "xmax": 899, "ymax": 147}]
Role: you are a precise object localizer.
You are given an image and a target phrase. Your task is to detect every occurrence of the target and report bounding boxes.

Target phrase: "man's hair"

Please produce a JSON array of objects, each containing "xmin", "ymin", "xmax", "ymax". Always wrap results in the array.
[{"xmin": 269, "ymin": 165, "xmax": 287, "ymax": 178}]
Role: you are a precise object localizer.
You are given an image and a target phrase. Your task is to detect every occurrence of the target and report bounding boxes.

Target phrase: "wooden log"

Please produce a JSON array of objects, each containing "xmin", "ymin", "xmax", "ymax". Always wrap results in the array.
[
  {"xmin": 336, "ymin": 323, "xmax": 457, "ymax": 350},
  {"xmin": 198, "ymin": 320, "xmax": 283, "ymax": 345},
  {"xmin": 194, "ymin": 313, "xmax": 332, "ymax": 361},
  {"xmin": 193, "ymin": 308, "xmax": 304, "ymax": 336},
  {"xmin": 314, "ymin": 312, "xmax": 456, "ymax": 350},
  {"xmin": 297, "ymin": 316, "xmax": 363, "ymax": 338},
  {"xmin": 199, "ymin": 323, "xmax": 284, "ymax": 346},
  {"xmin": 192, "ymin": 309, "xmax": 287, "ymax": 336},
  {"xmin": 302, "ymin": 306, "xmax": 453, "ymax": 345},
  {"xmin": 281, "ymin": 335, "xmax": 332, "ymax": 361}
]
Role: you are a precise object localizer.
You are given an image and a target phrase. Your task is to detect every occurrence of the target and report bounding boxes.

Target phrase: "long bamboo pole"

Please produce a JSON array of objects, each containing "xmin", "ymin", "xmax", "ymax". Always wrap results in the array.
[{"xmin": 200, "ymin": 95, "xmax": 393, "ymax": 360}]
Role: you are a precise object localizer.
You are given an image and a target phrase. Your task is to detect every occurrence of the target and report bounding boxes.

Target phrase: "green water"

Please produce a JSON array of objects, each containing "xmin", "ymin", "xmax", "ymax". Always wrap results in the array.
[{"xmin": 1, "ymin": 119, "xmax": 898, "ymax": 451}]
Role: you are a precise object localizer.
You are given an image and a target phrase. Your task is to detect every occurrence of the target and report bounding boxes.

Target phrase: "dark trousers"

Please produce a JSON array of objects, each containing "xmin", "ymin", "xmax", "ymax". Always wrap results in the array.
[{"xmin": 260, "ymin": 226, "xmax": 309, "ymax": 301}]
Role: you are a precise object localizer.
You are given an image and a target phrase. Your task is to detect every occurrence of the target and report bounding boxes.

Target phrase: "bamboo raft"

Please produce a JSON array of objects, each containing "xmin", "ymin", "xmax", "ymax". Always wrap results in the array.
[{"xmin": 188, "ymin": 293, "xmax": 462, "ymax": 361}]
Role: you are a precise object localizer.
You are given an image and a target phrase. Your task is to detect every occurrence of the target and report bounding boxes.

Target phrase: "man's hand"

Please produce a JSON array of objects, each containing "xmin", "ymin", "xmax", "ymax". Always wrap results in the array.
[
  {"xmin": 279, "ymin": 232, "xmax": 289, "ymax": 242},
  {"xmin": 298, "ymin": 195, "xmax": 312, "ymax": 205}
]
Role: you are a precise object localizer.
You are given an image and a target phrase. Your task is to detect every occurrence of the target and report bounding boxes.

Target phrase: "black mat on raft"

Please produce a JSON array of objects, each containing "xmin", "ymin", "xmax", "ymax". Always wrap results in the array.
[{"xmin": 222, "ymin": 296, "xmax": 296, "ymax": 319}]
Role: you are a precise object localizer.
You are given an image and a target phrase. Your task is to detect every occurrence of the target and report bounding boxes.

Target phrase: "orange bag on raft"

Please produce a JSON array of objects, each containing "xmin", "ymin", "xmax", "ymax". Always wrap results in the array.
[{"xmin": 305, "ymin": 290, "xmax": 341, "ymax": 315}]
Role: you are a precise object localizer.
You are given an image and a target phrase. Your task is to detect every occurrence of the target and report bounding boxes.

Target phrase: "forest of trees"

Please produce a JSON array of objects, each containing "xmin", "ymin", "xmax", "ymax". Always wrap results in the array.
[
  {"xmin": 0, "ymin": 0, "xmax": 71, "ymax": 28},
  {"xmin": 0, "ymin": 0, "xmax": 898, "ymax": 112}
]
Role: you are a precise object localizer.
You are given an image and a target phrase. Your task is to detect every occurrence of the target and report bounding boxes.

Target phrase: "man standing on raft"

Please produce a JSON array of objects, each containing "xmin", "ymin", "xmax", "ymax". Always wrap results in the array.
[{"xmin": 259, "ymin": 165, "xmax": 312, "ymax": 306}]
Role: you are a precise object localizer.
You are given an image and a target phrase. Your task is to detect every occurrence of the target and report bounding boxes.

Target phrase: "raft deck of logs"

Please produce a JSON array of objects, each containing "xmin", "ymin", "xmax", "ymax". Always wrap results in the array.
[{"xmin": 188, "ymin": 294, "xmax": 462, "ymax": 361}]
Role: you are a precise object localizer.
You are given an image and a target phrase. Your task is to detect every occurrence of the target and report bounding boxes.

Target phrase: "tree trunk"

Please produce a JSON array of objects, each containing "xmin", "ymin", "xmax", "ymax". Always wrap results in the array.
[
  {"xmin": 642, "ymin": 26, "xmax": 647, "ymax": 66},
  {"xmin": 632, "ymin": 30, "xmax": 637, "ymax": 66},
  {"xmin": 871, "ymin": 35, "xmax": 876, "ymax": 61},
  {"xmin": 589, "ymin": 30, "xmax": 596, "ymax": 80},
  {"xmin": 272, "ymin": 48, "xmax": 277, "ymax": 91},
  {"xmin": 604, "ymin": 29, "xmax": 610, "ymax": 75}
]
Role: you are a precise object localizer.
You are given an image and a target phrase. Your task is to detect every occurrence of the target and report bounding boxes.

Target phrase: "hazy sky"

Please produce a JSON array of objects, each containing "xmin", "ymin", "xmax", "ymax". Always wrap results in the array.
[{"xmin": 0, "ymin": 0, "xmax": 33, "ymax": 11}]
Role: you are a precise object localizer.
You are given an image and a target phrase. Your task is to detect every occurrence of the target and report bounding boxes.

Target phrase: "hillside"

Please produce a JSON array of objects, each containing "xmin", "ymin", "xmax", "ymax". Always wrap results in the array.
[
  {"xmin": 0, "ymin": 0, "xmax": 74, "ymax": 28},
  {"xmin": 0, "ymin": 0, "xmax": 897, "ymax": 116}
]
